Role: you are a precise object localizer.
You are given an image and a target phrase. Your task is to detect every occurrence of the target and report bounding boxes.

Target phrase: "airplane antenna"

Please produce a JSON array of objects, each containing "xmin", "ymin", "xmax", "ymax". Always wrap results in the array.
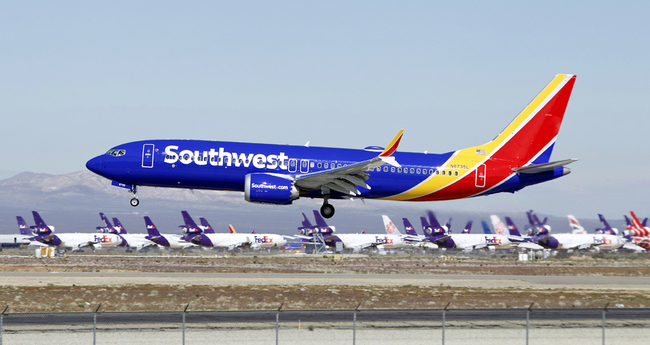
[{"xmin": 304, "ymin": 141, "xmax": 310, "ymax": 147}]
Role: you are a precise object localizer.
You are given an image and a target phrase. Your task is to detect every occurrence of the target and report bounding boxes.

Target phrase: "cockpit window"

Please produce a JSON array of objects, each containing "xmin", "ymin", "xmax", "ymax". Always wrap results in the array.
[{"xmin": 105, "ymin": 149, "xmax": 126, "ymax": 157}]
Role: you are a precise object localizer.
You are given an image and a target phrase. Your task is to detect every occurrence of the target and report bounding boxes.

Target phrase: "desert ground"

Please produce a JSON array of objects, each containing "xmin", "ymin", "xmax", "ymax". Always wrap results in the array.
[{"xmin": 1, "ymin": 251, "xmax": 649, "ymax": 313}]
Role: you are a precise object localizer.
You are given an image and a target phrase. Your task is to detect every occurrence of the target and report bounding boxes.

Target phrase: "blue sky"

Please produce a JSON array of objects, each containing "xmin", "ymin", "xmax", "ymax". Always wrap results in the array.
[{"xmin": 1, "ymin": 1, "xmax": 649, "ymax": 218}]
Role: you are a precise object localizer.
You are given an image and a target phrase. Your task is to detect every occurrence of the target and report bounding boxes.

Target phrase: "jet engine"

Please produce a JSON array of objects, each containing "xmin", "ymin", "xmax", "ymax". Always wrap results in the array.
[{"xmin": 244, "ymin": 173, "xmax": 299, "ymax": 205}]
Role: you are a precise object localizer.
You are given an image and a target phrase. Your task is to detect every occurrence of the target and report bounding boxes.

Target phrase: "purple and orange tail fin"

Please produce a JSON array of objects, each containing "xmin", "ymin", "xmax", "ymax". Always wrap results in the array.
[
  {"xmin": 112, "ymin": 218, "xmax": 127, "ymax": 234},
  {"xmin": 16, "ymin": 216, "xmax": 31, "ymax": 236},
  {"xmin": 199, "ymin": 218, "xmax": 215, "ymax": 234}
]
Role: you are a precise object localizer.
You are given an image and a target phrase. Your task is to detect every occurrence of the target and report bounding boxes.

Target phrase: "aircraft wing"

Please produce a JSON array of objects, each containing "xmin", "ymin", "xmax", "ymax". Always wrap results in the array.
[
  {"xmin": 403, "ymin": 235, "xmax": 426, "ymax": 242},
  {"xmin": 517, "ymin": 242, "xmax": 544, "ymax": 250},
  {"xmin": 294, "ymin": 130, "xmax": 403, "ymax": 196},
  {"xmin": 623, "ymin": 242, "xmax": 645, "ymax": 251},
  {"xmin": 576, "ymin": 242, "xmax": 594, "ymax": 250}
]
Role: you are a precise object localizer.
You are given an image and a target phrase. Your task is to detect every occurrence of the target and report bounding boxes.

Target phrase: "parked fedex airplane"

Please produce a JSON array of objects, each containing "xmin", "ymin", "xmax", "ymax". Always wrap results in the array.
[
  {"xmin": 144, "ymin": 216, "xmax": 195, "ymax": 249},
  {"xmin": 182, "ymin": 211, "xmax": 288, "ymax": 250},
  {"xmin": 422, "ymin": 211, "xmax": 512, "ymax": 251},
  {"xmin": 0, "ymin": 217, "xmax": 33, "ymax": 249},
  {"xmin": 525, "ymin": 215, "xmax": 631, "ymax": 251},
  {"xmin": 86, "ymin": 75, "xmax": 577, "ymax": 219},
  {"xmin": 29, "ymin": 211, "xmax": 123, "ymax": 251},
  {"xmin": 97, "ymin": 213, "xmax": 156, "ymax": 251},
  {"xmin": 298, "ymin": 210, "xmax": 404, "ymax": 252}
]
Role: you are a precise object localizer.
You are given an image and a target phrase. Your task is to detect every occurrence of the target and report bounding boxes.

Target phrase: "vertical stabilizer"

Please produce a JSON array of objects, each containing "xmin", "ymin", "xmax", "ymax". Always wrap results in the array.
[
  {"xmin": 382, "ymin": 215, "xmax": 402, "ymax": 235},
  {"xmin": 481, "ymin": 221, "xmax": 493, "ymax": 235},
  {"xmin": 16, "ymin": 216, "xmax": 32, "ymax": 236},
  {"xmin": 112, "ymin": 218, "xmax": 128, "ymax": 234},
  {"xmin": 199, "ymin": 218, "xmax": 216, "ymax": 234},
  {"xmin": 567, "ymin": 215, "xmax": 586, "ymax": 234},
  {"xmin": 402, "ymin": 218, "xmax": 418, "ymax": 236},
  {"xmin": 490, "ymin": 215, "xmax": 507, "ymax": 235},
  {"xmin": 144, "ymin": 217, "xmax": 161, "ymax": 237}
]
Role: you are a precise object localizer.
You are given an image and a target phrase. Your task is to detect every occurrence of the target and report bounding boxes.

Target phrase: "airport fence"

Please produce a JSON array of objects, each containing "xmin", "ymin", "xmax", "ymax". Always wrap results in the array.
[{"xmin": 1, "ymin": 305, "xmax": 650, "ymax": 345}]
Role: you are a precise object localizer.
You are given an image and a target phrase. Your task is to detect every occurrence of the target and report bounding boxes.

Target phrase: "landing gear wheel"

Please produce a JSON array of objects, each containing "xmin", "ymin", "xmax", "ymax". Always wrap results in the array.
[
  {"xmin": 130, "ymin": 198, "xmax": 140, "ymax": 207},
  {"xmin": 320, "ymin": 203, "xmax": 335, "ymax": 219}
]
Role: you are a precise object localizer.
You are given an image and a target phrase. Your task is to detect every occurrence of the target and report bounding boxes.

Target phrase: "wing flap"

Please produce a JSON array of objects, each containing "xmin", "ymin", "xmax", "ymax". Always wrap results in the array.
[{"xmin": 295, "ymin": 130, "xmax": 404, "ymax": 194}]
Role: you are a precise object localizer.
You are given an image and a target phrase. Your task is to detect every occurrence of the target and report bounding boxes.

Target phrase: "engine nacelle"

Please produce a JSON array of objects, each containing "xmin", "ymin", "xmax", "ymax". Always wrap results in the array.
[{"xmin": 245, "ymin": 173, "xmax": 299, "ymax": 205}]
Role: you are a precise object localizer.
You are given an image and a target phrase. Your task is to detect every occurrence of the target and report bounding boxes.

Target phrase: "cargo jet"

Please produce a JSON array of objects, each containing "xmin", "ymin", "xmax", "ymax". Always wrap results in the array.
[
  {"xmin": 86, "ymin": 75, "xmax": 577, "ymax": 218},
  {"xmin": 29, "ymin": 211, "xmax": 123, "ymax": 251}
]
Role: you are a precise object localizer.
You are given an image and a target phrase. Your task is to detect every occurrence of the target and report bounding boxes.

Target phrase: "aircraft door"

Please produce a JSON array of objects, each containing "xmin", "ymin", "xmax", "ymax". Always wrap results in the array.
[
  {"xmin": 142, "ymin": 144, "xmax": 155, "ymax": 168},
  {"xmin": 300, "ymin": 159, "xmax": 309, "ymax": 173},
  {"xmin": 475, "ymin": 164, "xmax": 486, "ymax": 187},
  {"xmin": 288, "ymin": 159, "xmax": 298, "ymax": 173}
]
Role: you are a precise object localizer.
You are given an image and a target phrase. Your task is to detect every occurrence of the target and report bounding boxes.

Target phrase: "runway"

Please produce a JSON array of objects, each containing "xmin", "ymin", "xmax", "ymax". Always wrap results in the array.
[
  {"xmin": 2, "ymin": 272, "xmax": 650, "ymax": 290},
  {"xmin": 4, "ymin": 308, "xmax": 650, "ymax": 326}
]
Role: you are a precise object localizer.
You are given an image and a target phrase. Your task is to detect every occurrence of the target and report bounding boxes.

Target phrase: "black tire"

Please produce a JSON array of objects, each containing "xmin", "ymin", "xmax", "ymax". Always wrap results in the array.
[
  {"xmin": 130, "ymin": 198, "xmax": 140, "ymax": 207},
  {"xmin": 320, "ymin": 203, "xmax": 335, "ymax": 219}
]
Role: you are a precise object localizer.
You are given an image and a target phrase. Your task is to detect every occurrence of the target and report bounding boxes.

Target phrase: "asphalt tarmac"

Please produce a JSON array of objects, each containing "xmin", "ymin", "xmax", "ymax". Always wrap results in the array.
[{"xmin": 2, "ymin": 272, "xmax": 650, "ymax": 290}]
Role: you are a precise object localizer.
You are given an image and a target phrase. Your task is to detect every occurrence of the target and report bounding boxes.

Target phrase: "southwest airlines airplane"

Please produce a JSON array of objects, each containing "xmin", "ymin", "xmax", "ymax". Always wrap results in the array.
[{"xmin": 86, "ymin": 75, "xmax": 577, "ymax": 218}]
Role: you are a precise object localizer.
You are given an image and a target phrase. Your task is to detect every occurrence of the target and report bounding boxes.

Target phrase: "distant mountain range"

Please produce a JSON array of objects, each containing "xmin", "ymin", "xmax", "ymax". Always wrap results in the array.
[{"xmin": 0, "ymin": 171, "xmax": 613, "ymax": 237}]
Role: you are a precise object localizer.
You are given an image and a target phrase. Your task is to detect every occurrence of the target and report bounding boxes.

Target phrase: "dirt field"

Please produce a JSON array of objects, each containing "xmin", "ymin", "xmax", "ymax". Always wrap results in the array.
[{"xmin": 1, "ymin": 252, "xmax": 649, "ymax": 313}]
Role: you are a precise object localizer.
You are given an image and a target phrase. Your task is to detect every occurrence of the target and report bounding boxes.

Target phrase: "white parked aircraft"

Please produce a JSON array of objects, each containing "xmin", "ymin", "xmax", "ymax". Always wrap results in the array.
[{"xmin": 30, "ymin": 211, "xmax": 123, "ymax": 251}]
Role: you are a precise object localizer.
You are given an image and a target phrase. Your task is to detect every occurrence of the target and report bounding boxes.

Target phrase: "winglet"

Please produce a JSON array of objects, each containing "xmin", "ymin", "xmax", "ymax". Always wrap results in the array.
[{"xmin": 379, "ymin": 130, "xmax": 404, "ymax": 157}]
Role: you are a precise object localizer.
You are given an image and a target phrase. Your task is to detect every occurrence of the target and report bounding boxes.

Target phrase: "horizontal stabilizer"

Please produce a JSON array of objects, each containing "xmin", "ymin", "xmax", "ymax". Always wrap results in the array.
[{"xmin": 513, "ymin": 159, "xmax": 577, "ymax": 174}]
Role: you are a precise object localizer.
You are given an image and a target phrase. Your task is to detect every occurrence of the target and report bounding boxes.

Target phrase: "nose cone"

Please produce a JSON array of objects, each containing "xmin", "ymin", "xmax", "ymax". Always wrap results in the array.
[{"xmin": 86, "ymin": 156, "xmax": 102, "ymax": 175}]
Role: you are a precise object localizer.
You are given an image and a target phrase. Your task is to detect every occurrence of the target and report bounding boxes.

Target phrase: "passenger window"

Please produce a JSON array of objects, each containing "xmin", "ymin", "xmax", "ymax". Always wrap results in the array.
[
  {"xmin": 410, "ymin": 168, "xmax": 414, "ymax": 173},
  {"xmin": 302, "ymin": 161, "xmax": 307, "ymax": 167},
  {"xmin": 310, "ymin": 162, "xmax": 314, "ymax": 168},
  {"xmin": 429, "ymin": 169, "xmax": 433, "ymax": 175},
  {"xmin": 383, "ymin": 167, "xmax": 388, "ymax": 172},
  {"xmin": 291, "ymin": 161, "xmax": 296, "ymax": 167},
  {"xmin": 398, "ymin": 167, "xmax": 402, "ymax": 173},
  {"xmin": 337, "ymin": 163, "xmax": 342, "ymax": 168},
  {"xmin": 324, "ymin": 163, "xmax": 329, "ymax": 168},
  {"xmin": 391, "ymin": 167, "xmax": 395, "ymax": 173},
  {"xmin": 416, "ymin": 168, "xmax": 421, "ymax": 174},
  {"xmin": 455, "ymin": 171, "xmax": 458, "ymax": 176},
  {"xmin": 442, "ymin": 171, "xmax": 445, "ymax": 175},
  {"xmin": 317, "ymin": 163, "xmax": 322, "ymax": 168}
]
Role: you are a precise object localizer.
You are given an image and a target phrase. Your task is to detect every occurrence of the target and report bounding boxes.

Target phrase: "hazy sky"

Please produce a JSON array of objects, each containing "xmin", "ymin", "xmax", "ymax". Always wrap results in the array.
[{"xmin": 1, "ymin": 1, "xmax": 649, "ymax": 218}]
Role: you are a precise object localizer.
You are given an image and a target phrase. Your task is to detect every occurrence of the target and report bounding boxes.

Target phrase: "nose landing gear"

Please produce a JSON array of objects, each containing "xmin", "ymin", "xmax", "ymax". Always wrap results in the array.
[{"xmin": 128, "ymin": 187, "xmax": 139, "ymax": 207}]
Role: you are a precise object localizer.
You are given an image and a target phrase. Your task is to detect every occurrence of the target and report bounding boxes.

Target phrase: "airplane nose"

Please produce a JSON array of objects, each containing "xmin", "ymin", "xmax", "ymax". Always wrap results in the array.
[{"xmin": 86, "ymin": 156, "xmax": 102, "ymax": 174}]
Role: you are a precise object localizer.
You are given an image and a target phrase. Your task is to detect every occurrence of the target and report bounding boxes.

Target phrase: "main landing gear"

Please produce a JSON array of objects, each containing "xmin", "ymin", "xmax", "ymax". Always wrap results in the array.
[{"xmin": 320, "ymin": 200, "xmax": 335, "ymax": 219}]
